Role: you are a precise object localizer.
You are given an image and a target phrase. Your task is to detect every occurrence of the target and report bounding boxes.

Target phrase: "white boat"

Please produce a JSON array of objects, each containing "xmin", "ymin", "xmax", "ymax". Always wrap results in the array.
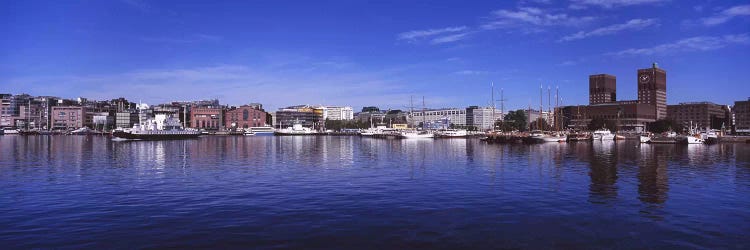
[
  {"xmin": 592, "ymin": 129, "xmax": 615, "ymax": 140},
  {"xmin": 639, "ymin": 133, "xmax": 652, "ymax": 143},
  {"xmin": 249, "ymin": 126, "xmax": 274, "ymax": 135},
  {"xmin": 69, "ymin": 127, "xmax": 94, "ymax": 135},
  {"xmin": 112, "ymin": 114, "xmax": 201, "ymax": 140},
  {"xmin": 243, "ymin": 129, "xmax": 256, "ymax": 136},
  {"xmin": 526, "ymin": 130, "xmax": 566, "ymax": 143},
  {"xmin": 683, "ymin": 135, "xmax": 704, "ymax": 144},
  {"xmin": 2, "ymin": 128, "xmax": 19, "ymax": 135},
  {"xmin": 361, "ymin": 125, "xmax": 388, "ymax": 136},
  {"xmin": 274, "ymin": 123, "xmax": 316, "ymax": 135},
  {"xmin": 436, "ymin": 129, "xmax": 468, "ymax": 138},
  {"xmin": 399, "ymin": 130, "xmax": 434, "ymax": 139}
]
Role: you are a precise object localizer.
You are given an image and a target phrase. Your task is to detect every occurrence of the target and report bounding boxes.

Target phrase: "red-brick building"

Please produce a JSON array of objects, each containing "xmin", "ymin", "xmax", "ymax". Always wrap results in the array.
[
  {"xmin": 190, "ymin": 107, "xmax": 223, "ymax": 130},
  {"xmin": 225, "ymin": 105, "xmax": 267, "ymax": 129}
]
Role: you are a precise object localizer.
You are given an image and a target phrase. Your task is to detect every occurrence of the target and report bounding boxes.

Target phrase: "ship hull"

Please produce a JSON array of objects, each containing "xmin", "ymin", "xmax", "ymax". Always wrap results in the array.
[{"xmin": 112, "ymin": 131, "xmax": 201, "ymax": 140}]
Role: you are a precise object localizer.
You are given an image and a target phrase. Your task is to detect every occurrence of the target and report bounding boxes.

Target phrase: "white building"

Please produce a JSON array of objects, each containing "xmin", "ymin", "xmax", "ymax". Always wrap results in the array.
[
  {"xmin": 324, "ymin": 106, "xmax": 354, "ymax": 120},
  {"xmin": 408, "ymin": 108, "xmax": 467, "ymax": 128},
  {"xmin": 467, "ymin": 106, "xmax": 503, "ymax": 130}
]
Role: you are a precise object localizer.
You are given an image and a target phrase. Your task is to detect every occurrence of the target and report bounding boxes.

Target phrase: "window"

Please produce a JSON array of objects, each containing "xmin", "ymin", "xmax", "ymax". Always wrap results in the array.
[{"xmin": 243, "ymin": 110, "xmax": 249, "ymax": 120}]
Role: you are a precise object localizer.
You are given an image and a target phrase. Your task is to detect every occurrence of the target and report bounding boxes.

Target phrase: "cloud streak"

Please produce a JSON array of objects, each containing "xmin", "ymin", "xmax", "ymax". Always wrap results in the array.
[
  {"xmin": 701, "ymin": 4, "xmax": 750, "ymax": 26},
  {"xmin": 608, "ymin": 33, "xmax": 750, "ymax": 56},
  {"xmin": 569, "ymin": 0, "xmax": 668, "ymax": 9},
  {"xmin": 481, "ymin": 7, "xmax": 595, "ymax": 32},
  {"xmin": 559, "ymin": 18, "xmax": 659, "ymax": 42},
  {"xmin": 397, "ymin": 26, "xmax": 468, "ymax": 44}
]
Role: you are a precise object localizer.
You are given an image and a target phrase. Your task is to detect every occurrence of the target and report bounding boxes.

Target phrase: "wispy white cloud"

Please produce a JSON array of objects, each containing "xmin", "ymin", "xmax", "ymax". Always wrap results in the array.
[
  {"xmin": 481, "ymin": 7, "xmax": 595, "ymax": 32},
  {"xmin": 607, "ymin": 33, "xmax": 750, "ymax": 56},
  {"xmin": 430, "ymin": 32, "xmax": 472, "ymax": 44},
  {"xmin": 569, "ymin": 0, "xmax": 669, "ymax": 9},
  {"xmin": 701, "ymin": 4, "xmax": 750, "ymax": 26},
  {"xmin": 559, "ymin": 18, "xmax": 659, "ymax": 42},
  {"xmin": 397, "ymin": 26, "xmax": 468, "ymax": 43}
]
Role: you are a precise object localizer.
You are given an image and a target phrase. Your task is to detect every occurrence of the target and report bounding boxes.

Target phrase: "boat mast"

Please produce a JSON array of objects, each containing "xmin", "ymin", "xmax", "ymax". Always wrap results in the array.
[
  {"xmin": 491, "ymin": 82, "xmax": 495, "ymax": 128},
  {"xmin": 422, "ymin": 96, "xmax": 426, "ymax": 130},
  {"xmin": 539, "ymin": 84, "xmax": 543, "ymax": 131}
]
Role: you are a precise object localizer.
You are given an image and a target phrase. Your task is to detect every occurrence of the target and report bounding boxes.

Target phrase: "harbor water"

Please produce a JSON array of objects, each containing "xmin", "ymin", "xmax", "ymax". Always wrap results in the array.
[{"xmin": 1, "ymin": 136, "xmax": 748, "ymax": 248}]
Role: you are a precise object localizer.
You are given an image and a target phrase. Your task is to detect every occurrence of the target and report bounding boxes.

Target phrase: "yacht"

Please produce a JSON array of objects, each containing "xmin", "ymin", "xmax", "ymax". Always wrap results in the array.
[
  {"xmin": 112, "ymin": 114, "xmax": 201, "ymax": 140},
  {"xmin": 526, "ymin": 130, "xmax": 566, "ymax": 143},
  {"xmin": 592, "ymin": 129, "xmax": 615, "ymax": 141},
  {"xmin": 274, "ymin": 123, "xmax": 316, "ymax": 135},
  {"xmin": 398, "ymin": 130, "xmax": 434, "ymax": 139}
]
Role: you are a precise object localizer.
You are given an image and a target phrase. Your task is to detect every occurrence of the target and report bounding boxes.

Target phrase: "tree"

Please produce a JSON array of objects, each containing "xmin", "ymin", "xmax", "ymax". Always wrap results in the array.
[
  {"xmin": 502, "ymin": 110, "xmax": 528, "ymax": 131},
  {"xmin": 648, "ymin": 119, "xmax": 683, "ymax": 133}
]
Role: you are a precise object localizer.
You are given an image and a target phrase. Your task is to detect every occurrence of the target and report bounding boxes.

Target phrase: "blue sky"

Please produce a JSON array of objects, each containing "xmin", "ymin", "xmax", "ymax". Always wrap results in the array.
[{"xmin": 1, "ymin": 0, "xmax": 749, "ymax": 112}]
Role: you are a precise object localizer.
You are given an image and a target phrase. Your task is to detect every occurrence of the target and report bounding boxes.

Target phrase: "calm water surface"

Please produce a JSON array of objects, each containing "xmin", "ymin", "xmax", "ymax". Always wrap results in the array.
[{"xmin": 1, "ymin": 136, "xmax": 748, "ymax": 249}]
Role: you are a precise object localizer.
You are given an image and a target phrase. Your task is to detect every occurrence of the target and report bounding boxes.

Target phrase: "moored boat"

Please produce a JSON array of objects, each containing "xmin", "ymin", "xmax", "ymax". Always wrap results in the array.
[
  {"xmin": 592, "ymin": 129, "xmax": 615, "ymax": 141},
  {"xmin": 274, "ymin": 123, "xmax": 317, "ymax": 135},
  {"xmin": 435, "ymin": 129, "xmax": 468, "ymax": 138},
  {"xmin": 398, "ymin": 130, "xmax": 434, "ymax": 139},
  {"xmin": 112, "ymin": 114, "xmax": 200, "ymax": 140}
]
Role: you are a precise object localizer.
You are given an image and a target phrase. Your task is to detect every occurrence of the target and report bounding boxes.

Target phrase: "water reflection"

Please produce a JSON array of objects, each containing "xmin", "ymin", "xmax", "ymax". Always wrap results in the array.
[
  {"xmin": 1, "ymin": 136, "xmax": 749, "ymax": 248},
  {"xmin": 588, "ymin": 141, "xmax": 619, "ymax": 203}
]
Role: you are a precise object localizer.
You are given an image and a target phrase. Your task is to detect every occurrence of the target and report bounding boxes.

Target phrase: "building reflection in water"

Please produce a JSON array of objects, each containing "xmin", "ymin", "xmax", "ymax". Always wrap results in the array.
[
  {"xmin": 637, "ymin": 145, "xmax": 670, "ymax": 207},
  {"xmin": 588, "ymin": 141, "xmax": 619, "ymax": 203}
]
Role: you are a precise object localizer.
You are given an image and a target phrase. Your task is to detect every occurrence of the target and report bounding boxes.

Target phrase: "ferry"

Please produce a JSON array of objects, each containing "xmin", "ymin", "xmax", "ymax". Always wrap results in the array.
[{"xmin": 112, "ymin": 114, "xmax": 201, "ymax": 140}]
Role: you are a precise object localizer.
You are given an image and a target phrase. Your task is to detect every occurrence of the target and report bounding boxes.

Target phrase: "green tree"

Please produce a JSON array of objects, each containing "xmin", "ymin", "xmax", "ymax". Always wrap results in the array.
[
  {"xmin": 648, "ymin": 119, "xmax": 683, "ymax": 133},
  {"xmin": 502, "ymin": 110, "xmax": 528, "ymax": 131}
]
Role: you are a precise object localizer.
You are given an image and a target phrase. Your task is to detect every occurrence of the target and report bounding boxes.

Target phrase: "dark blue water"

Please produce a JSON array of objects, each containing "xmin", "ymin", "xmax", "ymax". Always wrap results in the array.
[{"xmin": 1, "ymin": 136, "xmax": 748, "ymax": 249}]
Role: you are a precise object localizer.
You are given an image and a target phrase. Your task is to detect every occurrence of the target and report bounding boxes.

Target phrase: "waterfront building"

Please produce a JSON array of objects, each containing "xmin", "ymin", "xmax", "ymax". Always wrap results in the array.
[
  {"xmin": 0, "ymin": 94, "xmax": 31, "ymax": 127},
  {"xmin": 115, "ymin": 111, "xmax": 140, "ymax": 129},
  {"xmin": 734, "ymin": 98, "xmax": 750, "ymax": 134},
  {"xmin": 589, "ymin": 74, "xmax": 617, "ymax": 105},
  {"xmin": 275, "ymin": 105, "xmax": 323, "ymax": 129},
  {"xmin": 466, "ymin": 106, "xmax": 503, "ymax": 130},
  {"xmin": 225, "ymin": 105, "xmax": 268, "ymax": 129},
  {"xmin": 408, "ymin": 108, "xmax": 467, "ymax": 128},
  {"xmin": 667, "ymin": 102, "xmax": 729, "ymax": 130},
  {"xmin": 354, "ymin": 110, "xmax": 386, "ymax": 124},
  {"xmin": 638, "ymin": 63, "xmax": 667, "ymax": 120},
  {"xmin": 323, "ymin": 106, "xmax": 354, "ymax": 121},
  {"xmin": 92, "ymin": 112, "xmax": 115, "ymax": 131},
  {"xmin": 561, "ymin": 64, "xmax": 667, "ymax": 131},
  {"xmin": 190, "ymin": 107, "xmax": 223, "ymax": 130},
  {"xmin": 51, "ymin": 106, "xmax": 89, "ymax": 130}
]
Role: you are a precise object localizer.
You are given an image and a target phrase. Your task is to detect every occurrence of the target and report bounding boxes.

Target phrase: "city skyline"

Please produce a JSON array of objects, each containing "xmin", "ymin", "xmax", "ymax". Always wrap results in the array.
[{"xmin": 2, "ymin": 0, "xmax": 749, "ymax": 111}]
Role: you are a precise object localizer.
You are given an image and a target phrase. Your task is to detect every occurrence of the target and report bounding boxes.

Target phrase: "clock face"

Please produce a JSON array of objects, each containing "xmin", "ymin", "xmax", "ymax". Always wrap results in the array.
[{"xmin": 639, "ymin": 74, "xmax": 650, "ymax": 83}]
